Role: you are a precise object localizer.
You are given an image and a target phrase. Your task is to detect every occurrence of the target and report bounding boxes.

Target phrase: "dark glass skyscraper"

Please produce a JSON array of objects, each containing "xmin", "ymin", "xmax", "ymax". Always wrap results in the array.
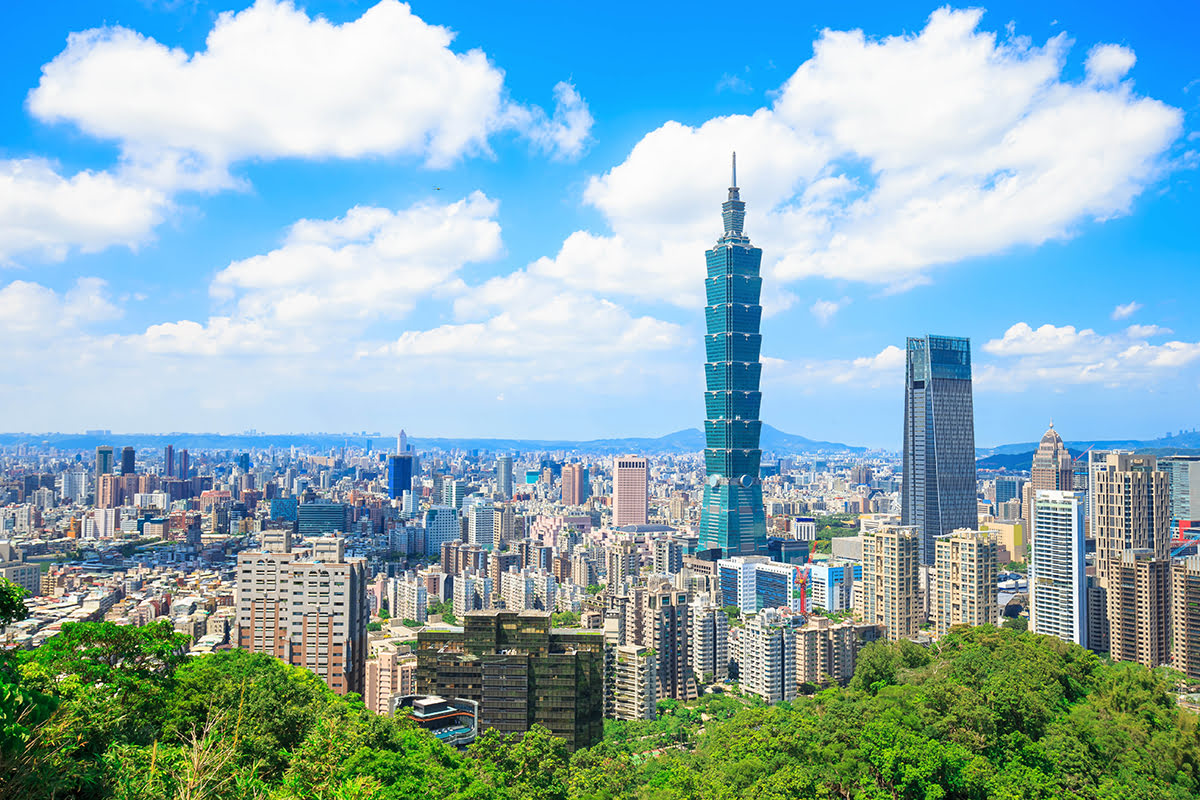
[
  {"xmin": 699, "ymin": 154, "xmax": 767, "ymax": 557},
  {"xmin": 388, "ymin": 453, "xmax": 414, "ymax": 499},
  {"xmin": 901, "ymin": 335, "xmax": 978, "ymax": 564}
]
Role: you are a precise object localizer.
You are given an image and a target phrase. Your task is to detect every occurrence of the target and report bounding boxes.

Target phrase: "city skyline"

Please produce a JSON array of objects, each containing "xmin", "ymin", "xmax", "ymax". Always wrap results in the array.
[{"xmin": 2, "ymin": 1, "xmax": 1198, "ymax": 448}]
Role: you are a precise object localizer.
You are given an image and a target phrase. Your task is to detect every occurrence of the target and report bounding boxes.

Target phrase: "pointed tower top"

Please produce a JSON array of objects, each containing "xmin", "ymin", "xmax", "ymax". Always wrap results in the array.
[
  {"xmin": 721, "ymin": 152, "xmax": 746, "ymax": 239},
  {"xmin": 731, "ymin": 151, "xmax": 737, "ymax": 189}
]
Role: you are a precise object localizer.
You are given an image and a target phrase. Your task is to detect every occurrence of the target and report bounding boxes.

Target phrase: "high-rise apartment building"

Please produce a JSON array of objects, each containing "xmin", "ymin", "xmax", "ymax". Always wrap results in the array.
[
  {"xmin": 467, "ymin": 503, "xmax": 496, "ymax": 551},
  {"xmin": 95, "ymin": 446, "xmax": 114, "ymax": 480},
  {"xmin": 561, "ymin": 463, "xmax": 588, "ymax": 506},
  {"xmin": 364, "ymin": 645, "xmax": 415, "ymax": 715},
  {"xmin": 690, "ymin": 604, "xmax": 730, "ymax": 682},
  {"xmin": 793, "ymin": 616, "xmax": 860, "ymax": 687},
  {"xmin": 901, "ymin": 335, "xmax": 977, "ymax": 564},
  {"xmin": 605, "ymin": 538, "xmax": 639, "ymax": 590},
  {"xmin": 861, "ymin": 526, "xmax": 921, "ymax": 641},
  {"xmin": 729, "ymin": 609, "xmax": 795, "ymax": 703},
  {"xmin": 1094, "ymin": 453, "xmax": 1169, "ymax": 667},
  {"xmin": 236, "ymin": 533, "xmax": 368, "ymax": 695},
  {"xmin": 1171, "ymin": 557, "xmax": 1200, "ymax": 681},
  {"xmin": 1029, "ymin": 490, "xmax": 1087, "ymax": 645},
  {"xmin": 640, "ymin": 585, "xmax": 690, "ymax": 701},
  {"xmin": 496, "ymin": 455, "xmax": 513, "ymax": 501},
  {"xmin": 608, "ymin": 645, "xmax": 657, "ymax": 721},
  {"xmin": 699, "ymin": 154, "xmax": 768, "ymax": 558},
  {"xmin": 932, "ymin": 529, "xmax": 998, "ymax": 635},
  {"xmin": 613, "ymin": 456, "xmax": 648, "ymax": 527},
  {"xmin": 415, "ymin": 610, "xmax": 604, "ymax": 750}
]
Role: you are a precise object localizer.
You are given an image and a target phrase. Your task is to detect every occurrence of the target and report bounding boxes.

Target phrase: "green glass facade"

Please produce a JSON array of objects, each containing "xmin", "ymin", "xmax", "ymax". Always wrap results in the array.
[{"xmin": 700, "ymin": 155, "xmax": 768, "ymax": 557}]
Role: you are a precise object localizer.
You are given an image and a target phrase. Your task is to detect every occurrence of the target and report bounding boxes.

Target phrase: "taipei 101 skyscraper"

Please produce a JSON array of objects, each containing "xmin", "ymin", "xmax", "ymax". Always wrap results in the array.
[{"xmin": 699, "ymin": 154, "xmax": 768, "ymax": 557}]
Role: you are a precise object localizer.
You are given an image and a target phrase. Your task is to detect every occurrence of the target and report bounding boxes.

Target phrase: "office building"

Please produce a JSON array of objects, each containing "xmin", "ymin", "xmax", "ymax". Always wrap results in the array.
[
  {"xmin": 932, "ymin": 529, "xmax": 998, "ymax": 635},
  {"xmin": 179, "ymin": 449, "xmax": 190, "ymax": 479},
  {"xmin": 415, "ymin": 610, "xmax": 604, "ymax": 750},
  {"xmin": 1029, "ymin": 491, "xmax": 1087, "ymax": 646},
  {"xmin": 562, "ymin": 463, "xmax": 588, "ymax": 506},
  {"xmin": 901, "ymin": 335, "xmax": 977, "ymax": 564},
  {"xmin": 424, "ymin": 506, "xmax": 460, "ymax": 555},
  {"xmin": 236, "ymin": 533, "xmax": 368, "ymax": 695},
  {"xmin": 994, "ymin": 476, "xmax": 1024, "ymax": 509},
  {"xmin": 120, "ymin": 446, "xmax": 135, "ymax": 475},
  {"xmin": 1025, "ymin": 424, "xmax": 1074, "ymax": 534},
  {"xmin": 164, "ymin": 444, "xmax": 175, "ymax": 478},
  {"xmin": 699, "ymin": 155, "xmax": 768, "ymax": 558},
  {"xmin": 387, "ymin": 454, "xmax": 414, "ymax": 500},
  {"xmin": 808, "ymin": 560, "xmax": 860, "ymax": 613},
  {"xmin": 297, "ymin": 502, "xmax": 350, "ymax": 538},
  {"xmin": 690, "ymin": 604, "xmax": 730, "ymax": 682},
  {"xmin": 95, "ymin": 446, "xmax": 114, "ymax": 480},
  {"xmin": 609, "ymin": 645, "xmax": 657, "ymax": 721},
  {"xmin": 442, "ymin": 479, "xmax": 467, "ymax": 510},
  {"xmin": 494, "ymin": 455, "xmax": 513, "ymax": 501},
  {"xmin": 1172, "ymin": 557, "xmax": 1200, "ymax": 681},
  {"xmin": 613, "ymin": 456, "xmax": 648, "ymax": 527},
  {"xmin": 861, "ymin": 527, "xmax": 921, "ymax": 641},
  {"xmin": 1161, "ymin": 455, "xmax": 1200, "ymax": 525}
]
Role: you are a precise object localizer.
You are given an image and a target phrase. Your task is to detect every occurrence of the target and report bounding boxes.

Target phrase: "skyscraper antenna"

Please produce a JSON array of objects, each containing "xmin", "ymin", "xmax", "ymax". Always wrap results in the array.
[{"xmin": 731, "ymin": 151, "xmax": 737, "ymax": 188}]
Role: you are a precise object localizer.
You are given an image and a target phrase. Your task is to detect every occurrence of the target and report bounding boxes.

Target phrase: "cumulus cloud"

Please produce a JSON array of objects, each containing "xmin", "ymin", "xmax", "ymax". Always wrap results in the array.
[
  {"xmin": 0, "ymin": 159, "xmax": 168, "ymax": 263},
  {"xmin": 537, "ymin": 8, "xmax": 1181, "ymax": 305},
  {"xmin": 1086, "ymin": 44, "xmax": 1137, "ymax": 86},
  {"xmin": 0, "ymin": 277, "xmax": 121, "ymax": 335},
  {"xmin": 137, "ymin": 192, "xmax": 502, "ymax": 355},
  {"xmin": 29, "ymin": 0, "xmax": 592, "ymax": 183},
  {"xmin": 1111, "ymin": 300, "xmax": 1142, "ymax": 319},
  {"xmin": 980, "ymin": 321, "xmax": 1200, "ymax": 388}
]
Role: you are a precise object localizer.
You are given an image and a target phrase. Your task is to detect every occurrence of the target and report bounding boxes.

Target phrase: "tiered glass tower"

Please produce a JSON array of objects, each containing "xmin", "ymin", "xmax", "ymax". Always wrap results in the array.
[{"xmin": 699, "ymin": 154, "xmax": 768, "ymax": 557}]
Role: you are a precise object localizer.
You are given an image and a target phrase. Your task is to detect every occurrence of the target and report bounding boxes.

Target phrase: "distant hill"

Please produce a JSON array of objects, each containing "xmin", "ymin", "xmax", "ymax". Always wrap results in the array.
[
  {"xmin": 0, "ymin": 424, "xmax": 864, "ymax": 456},
  {"xmin": 979, "ymin": 428, "xmax": 1200, "ymax": 457}
]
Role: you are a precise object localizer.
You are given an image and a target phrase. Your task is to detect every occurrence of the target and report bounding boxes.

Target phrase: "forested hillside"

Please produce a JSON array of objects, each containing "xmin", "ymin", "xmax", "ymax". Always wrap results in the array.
[{"xmin": 2, "ymin": 615, "xmax": 1197, "ymax": 799}]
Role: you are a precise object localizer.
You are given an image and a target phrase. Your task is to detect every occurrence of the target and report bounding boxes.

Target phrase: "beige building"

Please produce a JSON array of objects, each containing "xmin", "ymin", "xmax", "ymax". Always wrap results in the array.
[
  {"xmin": 933, "ymin": 529, "xmax": 998, "ymax": 635},
  {"xmin": 364, "ymin": 645, "xmax": 416, "ymax": 715},
  {"xmin": 612, "ymin": 456, "xmax": 648, "ymax": 527},
  {"xmin": 236, "ymin": 532, "xmax": 368, "ymax": 695},
  {"xmin": 609, "ymin": 644, "xmax": 657, "ymax": 721},
  {"xmin": 1094, "ymin": 453, "xmax": 1169, "ymax": 667},
  {"xmin": 1172, "ymin": 557, "xmax": 1200, "ymax": 681},
  {"xmin": 861, "ymin": 526, "xmax": 921, "ymax": 641},
  {"xmin": 0, "ymin": 542, "xmax": 40, "ymax": 597},
  {"xmin": 981, "ymin": 520, "xmax": 1026, "ymax": 563},
  {"xmin": 793, "ymin": 616, "xmax": 858, "ymax": 687}
]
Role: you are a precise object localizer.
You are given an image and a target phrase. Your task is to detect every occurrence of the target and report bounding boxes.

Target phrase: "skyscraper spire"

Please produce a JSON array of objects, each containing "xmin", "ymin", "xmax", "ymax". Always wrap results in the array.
[{"xmin": 722, "ymin": 152, "xmax": 746, "ymax": 238}]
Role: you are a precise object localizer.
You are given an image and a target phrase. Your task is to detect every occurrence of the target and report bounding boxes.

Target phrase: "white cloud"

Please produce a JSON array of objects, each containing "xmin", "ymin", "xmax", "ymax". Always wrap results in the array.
[
  {"xmin": 980, "ymin": 321, "xmax": 1200, "ymax": 388},
  {"xmin": 1111, "ymin": 300, "xmax": 1142, "ymax": 319},
  {"xmin": 809, "ymin": 297, "xmax": 848, "ymax": 324},
  {"xmin": 536, "ymin": 8, "xmax": 1181, "ymax": 305},
  {"xmin": 383, "ymin": 269, "xmax": 685, "ymax": 385},
  {"xmin": 1086, "ymin": 44, "xmax": 1137, "ymax": 86},
  {"xmin": 136, "ymin": 192, "xmax": 502, "ymax": 355},
  {"xmin": 0, "ymin": 159, "xmax": 168, "ymax": 262},
  {"xmin": 764, "ymin": 344, "xmax": 904, "ymax": 390},
  {"xmin": 0, "ymin": 277, "xmax": 121, "ymax": 335},
  {"xmin": 28, "ymin": 0, "xmax": 591, "ymax": 188}
]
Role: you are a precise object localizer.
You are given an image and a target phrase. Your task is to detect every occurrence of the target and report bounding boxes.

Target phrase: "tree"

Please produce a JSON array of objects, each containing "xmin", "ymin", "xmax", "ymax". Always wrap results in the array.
[
  {"xmin": 19, "ymin": 621, "xmax": 189, "ymax": 697},
  {"xmin": 0, "ymin": 579, "xmax": 27, "ymax": 628}
]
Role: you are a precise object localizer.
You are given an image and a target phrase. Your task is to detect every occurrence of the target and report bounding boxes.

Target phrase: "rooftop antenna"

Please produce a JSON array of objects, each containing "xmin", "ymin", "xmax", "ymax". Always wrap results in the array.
[{"xmin": 731, "ymin": 151, "xmax": 737, "ymax": 188}]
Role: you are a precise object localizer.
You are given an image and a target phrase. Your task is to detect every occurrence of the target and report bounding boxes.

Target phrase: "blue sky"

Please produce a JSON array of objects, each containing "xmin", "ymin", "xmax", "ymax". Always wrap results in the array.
[{"xmin": 1, "ymin": 0, "xmax": 1197, "ymax": 448}]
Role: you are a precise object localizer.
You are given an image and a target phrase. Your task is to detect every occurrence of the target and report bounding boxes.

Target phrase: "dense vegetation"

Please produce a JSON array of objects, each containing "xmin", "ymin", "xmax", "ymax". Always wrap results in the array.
[{"xmin": 1, "ymin": 575, "xmax": 1197, "ymax": 799}]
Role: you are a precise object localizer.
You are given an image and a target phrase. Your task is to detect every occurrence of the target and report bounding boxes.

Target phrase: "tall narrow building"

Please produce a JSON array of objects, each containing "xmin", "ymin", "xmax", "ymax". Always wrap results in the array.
[
  {"xmin": 901, "ymin": 335, "xmax": 977, "ymax": 565},
  {"xmin": 1026, "ymin": 423, "xmax": 1074, "ymax": 535},
  {"xmin": 700, "ymin": 153, "xmax": 767, "ymax": 557},
  {"xmin": 613, "ymin": 456, "xmax": 648, "ymax": 527},
  {"xmin": 1029, "ymin": 490, "xmax": 1087, "ymax": 646},
  {"xmin": 861, "ymin": 526, "xmax": 921, "ymax": 641}
]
